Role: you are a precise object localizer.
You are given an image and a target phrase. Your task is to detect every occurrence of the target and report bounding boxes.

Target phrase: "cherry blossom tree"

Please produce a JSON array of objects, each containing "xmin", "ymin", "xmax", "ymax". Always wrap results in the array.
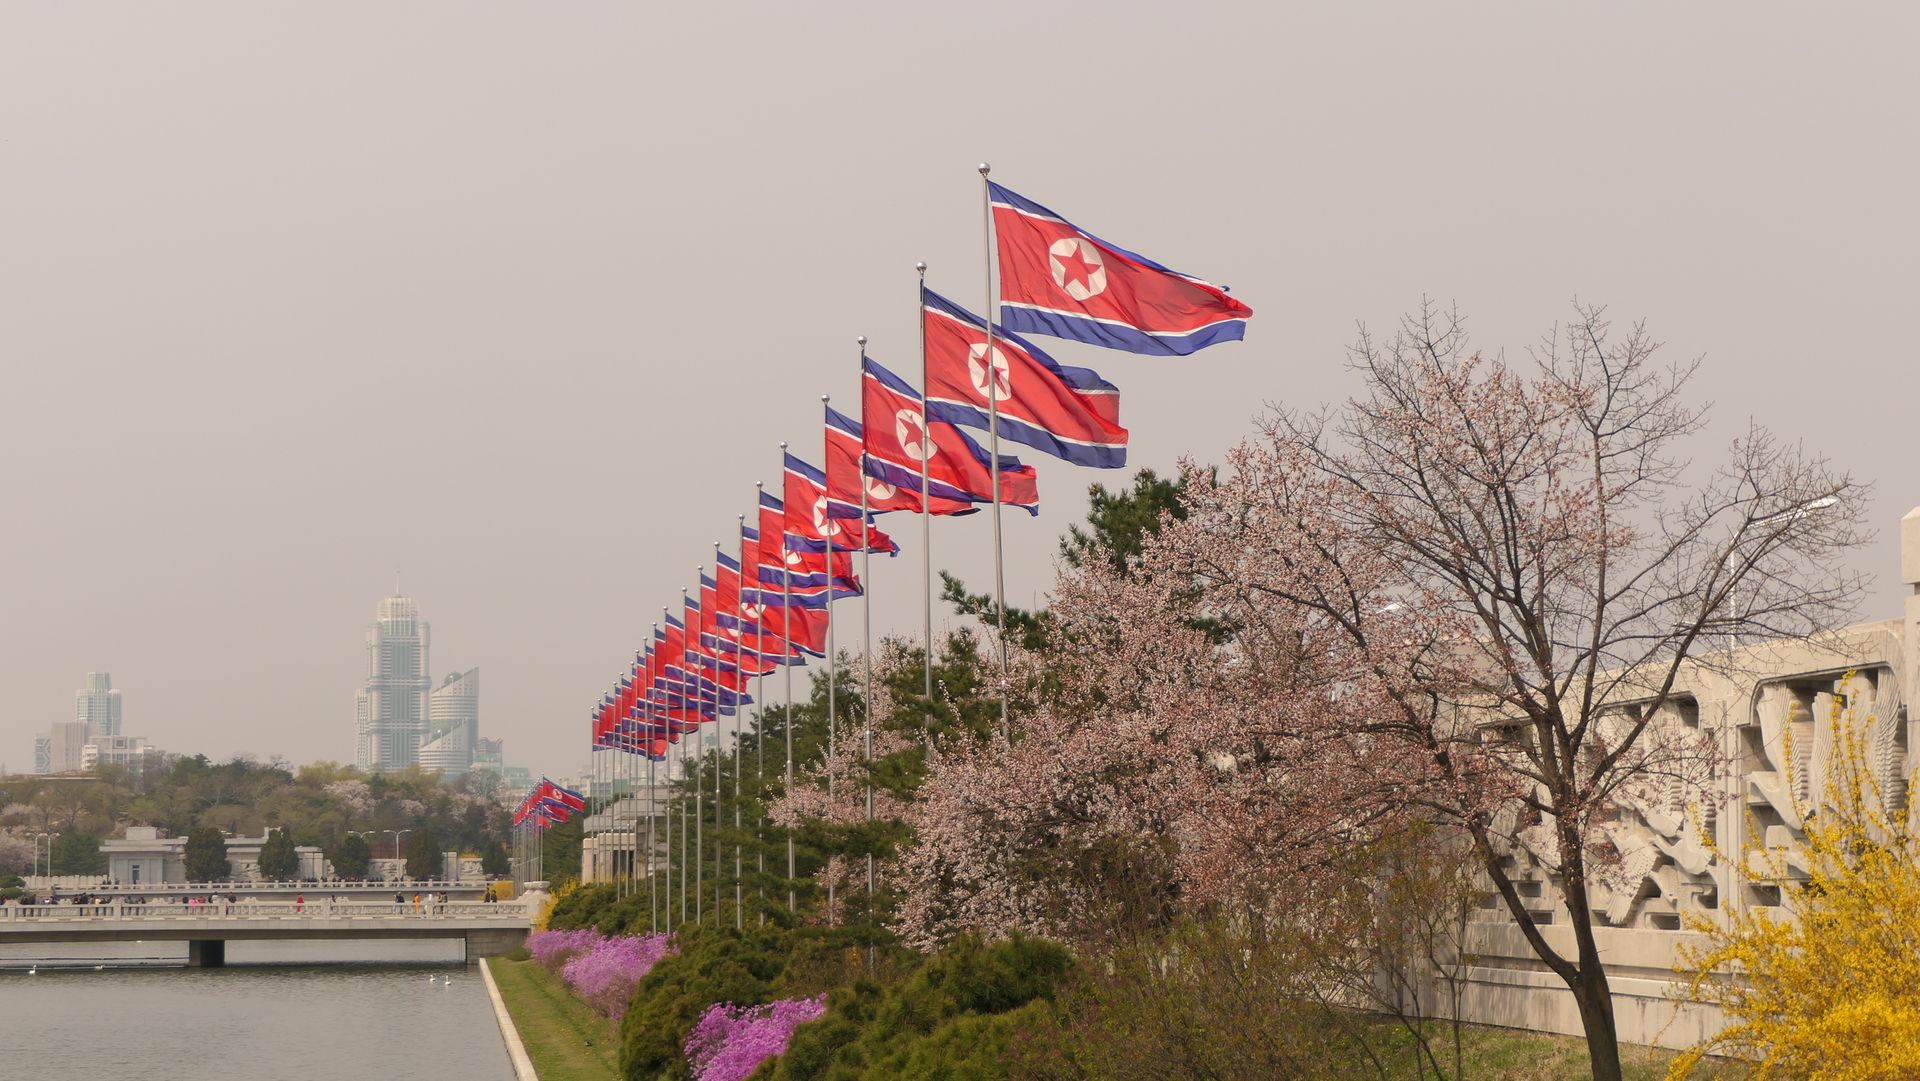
[
  {"xmin": 900, "ymin": 302, "xmax": 1863, "ymax": 1080},
  {"xmin": 1150, "ymin": 302, "xmax": 1865, "ymax": 1081}
]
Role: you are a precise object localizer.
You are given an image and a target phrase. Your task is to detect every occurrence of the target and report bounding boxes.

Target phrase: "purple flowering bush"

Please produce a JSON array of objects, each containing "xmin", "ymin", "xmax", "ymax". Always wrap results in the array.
[
  {"xmin": 527, "ymin": 927, "xmax": 601, "ymax": 971},
  {"xmin": 559, "ymin": 932, "xmax": 676, "ymax": 1018},
  {"xmin": 683, "ymin": 995, "xmax": 829, "ymax": 1081}
]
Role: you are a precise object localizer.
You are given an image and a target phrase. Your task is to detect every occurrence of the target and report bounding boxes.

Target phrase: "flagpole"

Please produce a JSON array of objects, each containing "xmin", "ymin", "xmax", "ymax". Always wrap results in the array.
[
  {"xmin": 753, "ymin": 483, "xmax": 767, "ymax": 928},
  {"xmin": 780, "ymin": 441, "xmax": 797, "ymax": 915},
  {"xmin": 732, "ymin": 520, "xmax": 745, "ymax": 931},
  {"xmin": 680, "ymin": 587, "xmax": 691, "ymax": 925},
  {"xmin": 662, "ymin": 606, "xmax": 675, "ymax": 926},
  {"xmin": 713, "ymin": 541, "xmax": 725, "ymax": 927},
  {"xmin": 648, "ymin": 624, "xmax": 658, "ymax": 933},
  {"xmin": 979, "ymin": 162, "xmax": 1010, "ymax": 737},
  {"xmin": 857, "ymin": 336, "xmax": 877, "ymax": 928},
  {"xmin": 702, "ymin": 572, "xmax": 710, "ymax": 925},
  {"xmin": 822, "ymin": 393, "xmax": 838, "ymax": 925},
  {"xmin": 916, "ymin": 261, "xmax": 934, "ymax": 700}
]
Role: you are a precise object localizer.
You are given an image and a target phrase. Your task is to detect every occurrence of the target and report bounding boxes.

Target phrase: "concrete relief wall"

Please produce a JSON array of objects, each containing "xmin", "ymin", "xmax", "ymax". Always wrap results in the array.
[{"xmin": 1455, "ymin": 622, "xmax": 1910, "ymax": 1048}]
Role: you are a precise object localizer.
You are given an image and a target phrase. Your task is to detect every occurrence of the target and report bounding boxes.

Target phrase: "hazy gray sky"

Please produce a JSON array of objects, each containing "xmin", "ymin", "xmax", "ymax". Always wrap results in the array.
[{"xmin": 4, "ymin": 4, "xmax": 1916, "ymax": 777}]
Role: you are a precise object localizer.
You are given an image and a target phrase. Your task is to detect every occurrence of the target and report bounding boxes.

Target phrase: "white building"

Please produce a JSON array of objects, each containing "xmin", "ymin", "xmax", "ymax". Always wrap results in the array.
[
  {"xmin": 355, "ymin": 595, "xmax": 433, "ymax": 774},
  {"xmin": 420, "ymin": 667, "xmax": 480, "ymax": 778},
  {"xmin": 82, "ymin": 734, "xmax": 158, "ymax": 771},
  {"xmin": 75, "ymin": 671, "xmax": 123, "ymax": 740},
  {"xmin": 102, "ymin": 826, "xmax": 329, "ymax": 886},
  {"xmin": 42, "ymin": 721, "xmax": 89, "ymax": 774}
]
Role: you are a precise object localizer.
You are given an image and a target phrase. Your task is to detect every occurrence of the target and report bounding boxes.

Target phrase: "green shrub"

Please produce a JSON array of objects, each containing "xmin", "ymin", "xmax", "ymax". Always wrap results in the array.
[
  {"xmin": 547, "ymin": 883, "xmax": 618, "ymax": 930},
  {"xmin": 764, "ymin": 934, "xmax": 1073, "ymax": 1081},
  {"xmin": 620, "ymin": 926, "xmax": 790, "ymax": 1080}
]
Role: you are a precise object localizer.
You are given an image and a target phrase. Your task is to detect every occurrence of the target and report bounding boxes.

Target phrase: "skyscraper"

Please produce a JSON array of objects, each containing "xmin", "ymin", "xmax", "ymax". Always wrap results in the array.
[
  {"xmin": 354, "ymin": 595, "xmax": 432, "ymax": 773},
  {"xmin": 420, "ymin": 667, "xmax": 480, "ymax": 777},
  {"xmin": 75, "ymin": 671, "xmax": 122, "ymax": 741}
]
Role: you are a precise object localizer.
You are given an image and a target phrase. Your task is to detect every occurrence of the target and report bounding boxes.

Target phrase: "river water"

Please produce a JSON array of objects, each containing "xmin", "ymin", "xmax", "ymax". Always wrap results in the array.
[{"xmin": 0, "ymin": 963, "xmax": 516, "ymax": 1079}]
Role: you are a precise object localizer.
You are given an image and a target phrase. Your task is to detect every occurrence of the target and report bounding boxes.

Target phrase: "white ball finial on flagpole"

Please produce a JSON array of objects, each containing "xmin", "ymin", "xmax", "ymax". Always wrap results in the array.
[
  {"xmin": 915, "ymin": 261, "xmax": 926, "ymax": 273},
  {"xmin": 856, "ymin": 335, "xmax": 867, "ymax": 347},
  {"xmin": 978, "ymin": 162, "xmax": 991, "ymax": 176}
]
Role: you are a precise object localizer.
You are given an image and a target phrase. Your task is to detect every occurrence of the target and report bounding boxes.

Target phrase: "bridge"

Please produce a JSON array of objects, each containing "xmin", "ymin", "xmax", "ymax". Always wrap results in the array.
[{"xmin": 0, "ymin": 899, "xmax": 534, "ymax": 967}]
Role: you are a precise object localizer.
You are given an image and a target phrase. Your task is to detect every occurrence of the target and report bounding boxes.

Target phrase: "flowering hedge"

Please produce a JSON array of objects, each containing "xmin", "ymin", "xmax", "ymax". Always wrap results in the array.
[
  {"xmin": 561, "ymin": 932, "xmax": 676, "ymax": 1018},
  {"xmin": 683, "ymin": 995, "xmax": 828, "ymax": 1081},
  {"xmin": 527, "ymin": 927, "xmax": 600, "ymax": 970},
  {"xmin": 526, "ymin": 928, "xmax": 676, "ymax": 1019}
]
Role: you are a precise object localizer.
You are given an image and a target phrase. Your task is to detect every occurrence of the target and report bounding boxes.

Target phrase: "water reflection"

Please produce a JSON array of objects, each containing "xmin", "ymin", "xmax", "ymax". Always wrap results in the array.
[{"xmin": 0, "ymin": 964, "xmax": 514, "ymax": 1079}]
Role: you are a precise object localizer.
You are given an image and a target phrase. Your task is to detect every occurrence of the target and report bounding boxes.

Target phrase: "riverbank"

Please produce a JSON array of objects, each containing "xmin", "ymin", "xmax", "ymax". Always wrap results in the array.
[{"xmin": 487, "ymin": 954, "xmax": 622, "ymax": 1080}]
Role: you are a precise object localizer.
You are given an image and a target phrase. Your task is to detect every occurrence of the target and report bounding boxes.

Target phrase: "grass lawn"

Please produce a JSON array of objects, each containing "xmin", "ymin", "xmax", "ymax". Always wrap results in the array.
[
  {"xmin": 488, "ymin": 955, "xmax": 623, "ymax": 1081},
  {"xmin": 1362, "ymin": 1019, "xmax": 1743, "ymax": 1080}
]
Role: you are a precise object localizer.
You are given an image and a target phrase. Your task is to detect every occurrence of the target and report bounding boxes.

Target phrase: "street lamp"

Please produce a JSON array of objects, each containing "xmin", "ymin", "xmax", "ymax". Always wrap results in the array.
[
  {"xmin": 384, "ymin": 830, "xmax": 412, "ymax": 877},
  {"xmin": 1725, "ymin": 496, "xmax": 1840, "ymax": 654}
]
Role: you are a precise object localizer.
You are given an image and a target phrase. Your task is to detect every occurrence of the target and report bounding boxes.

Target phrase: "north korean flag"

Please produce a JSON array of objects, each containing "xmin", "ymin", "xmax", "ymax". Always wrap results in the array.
[
  {"xmin": 825, "ymin": 405, "xmax": 971, "ymax": 517},
  {"xmin": 738, "ymin": 599, "xmax": 828, "ymax": 656},
  {"xmin": 754, "ymin": 492, "xmax": 862, "ymax": 590},
  {"xmin": 550, "ymin": 782, "xmax": 587, "ymax": 812},
  {"xmin": 990, "ymin": 182, "xmax": 1251, "ymax": 357},
  {"xmin": 783, "ymin": 453, "xmax": 897, "ymax": 555},
  {"xmin": 922, "ymin": 289, "xmax": 1127, "ymax": 468},
  {"xmin": 862, "ymin": 356, "xmax": 1040, "ymax": 515}
]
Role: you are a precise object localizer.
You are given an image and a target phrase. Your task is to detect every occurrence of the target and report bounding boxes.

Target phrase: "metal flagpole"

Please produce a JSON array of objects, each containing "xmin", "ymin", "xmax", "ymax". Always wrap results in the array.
[
  {"xmin": 687, "ymin": 587, "xmax": 695, "ymax": 925},
  {"xmin": 702, "ymin": 568, "xmax": 710, "ymax": 929},
  {"xmin": 979, "ymin": 163, "xmax": 1010, "ymax": 736},
  {"xmin": 821, "ymin": 394, "xmax": 838, "ymax": 924},
  {"xmin": 780, "ymin": 442, "xmax": 797, "ymax": 914},
  {"xmin": 734, "ymin": 517, "xmax": 746, "ymax": 931},
  {"xmin": 648, "ymin": 724, "xmax": 658, "ymax": 929},
  {"xmin": 858, "ymin": 337, "xmax": 877, "ymax": 922},
  {"xmin": 662, "ymin": 606, "xmax": 676, "ymax": 926},
  {"xmin": 916, "ymin": 262, "xmax": 935, "ymax": 700},
  {"xmin": 754, "ymin": 483, "xmax": 768, "ymax": 928},
  {"xmin": 648, "ymin": 623, "xmax": 659, "ymax": 932},
  {"xmin": 714, "ymin": 541, "xmax": 726, "ymax": 927}
]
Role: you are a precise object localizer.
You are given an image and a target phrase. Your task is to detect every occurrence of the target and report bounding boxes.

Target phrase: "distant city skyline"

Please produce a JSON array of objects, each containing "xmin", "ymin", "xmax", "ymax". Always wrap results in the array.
[{"xmin": 31, "ymin": 672, "xmax": 156, "ymax": 775}]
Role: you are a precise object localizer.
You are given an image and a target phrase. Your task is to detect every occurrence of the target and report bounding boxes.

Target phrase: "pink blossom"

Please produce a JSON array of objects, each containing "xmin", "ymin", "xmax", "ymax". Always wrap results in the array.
[
  {"xmin": 527, "ymin": 927, "xmax": 601, "ymax": 970},
  {"xmin": 558, "ymin": 932, "xmax": 676, "ymax": 1018},
  {"xmin": 683, "ymin": 996, "xmax": 829, "ymax": 1081}
]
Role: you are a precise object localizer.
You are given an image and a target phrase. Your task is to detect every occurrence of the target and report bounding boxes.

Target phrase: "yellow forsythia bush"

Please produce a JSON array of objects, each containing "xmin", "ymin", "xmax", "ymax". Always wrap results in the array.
[{"xmin": 1669, "ymin": 675, "xmax": 1920, "ymax": 1079}]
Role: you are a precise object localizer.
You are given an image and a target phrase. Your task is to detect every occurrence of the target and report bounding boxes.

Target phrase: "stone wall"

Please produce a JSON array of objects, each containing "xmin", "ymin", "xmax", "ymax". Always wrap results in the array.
[{"xmin": 1448, "ymin": 507, "xmax": 1920, "ymax": 1047}]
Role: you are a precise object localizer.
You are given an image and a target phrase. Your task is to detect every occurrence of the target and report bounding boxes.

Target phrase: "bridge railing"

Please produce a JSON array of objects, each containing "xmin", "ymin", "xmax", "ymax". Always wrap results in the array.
[{"xmin": 0, "ymin": 899, "xmax": 530, "ymax": 922}]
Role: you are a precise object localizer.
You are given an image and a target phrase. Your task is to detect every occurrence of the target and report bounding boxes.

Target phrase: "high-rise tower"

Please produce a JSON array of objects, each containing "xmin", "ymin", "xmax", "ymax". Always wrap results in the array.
[
  {"xmin": 354, "ymin": 595, "xmax": 432, "ymax": 773},
  {"xmin": 420, "ymin": 667, "xmax": 480, "ymax": 777}
]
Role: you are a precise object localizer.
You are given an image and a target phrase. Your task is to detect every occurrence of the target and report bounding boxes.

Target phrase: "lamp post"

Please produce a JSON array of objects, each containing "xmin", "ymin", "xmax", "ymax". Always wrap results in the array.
[
  {"xmin": 1725, "ymin": 496, "xmax": 1840, "ymax": 655},
  {"xmin": 385, "ymin": 829, "xmax": 412, "ymax": 879}
]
